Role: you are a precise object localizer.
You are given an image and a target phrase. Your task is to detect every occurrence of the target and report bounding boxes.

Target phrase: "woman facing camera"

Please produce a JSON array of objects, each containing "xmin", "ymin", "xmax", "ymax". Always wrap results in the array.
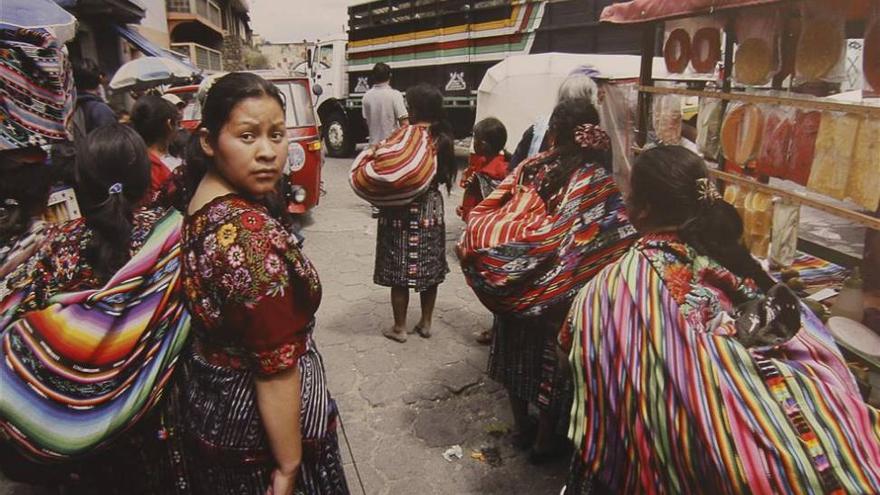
[
  {"xmin": 179, "ymin": 72, "xmax": 348, "ymax": 495},
  {"xmin": 563, "ymin": 145, "xmax": 880, "ymax": 494}
]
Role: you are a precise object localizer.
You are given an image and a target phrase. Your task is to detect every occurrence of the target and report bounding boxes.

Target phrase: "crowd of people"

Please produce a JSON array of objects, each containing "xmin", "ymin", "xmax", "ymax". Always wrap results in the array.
[{"xmin": 1, "ymin": 24, "xmax": 880, "ymax": 495}]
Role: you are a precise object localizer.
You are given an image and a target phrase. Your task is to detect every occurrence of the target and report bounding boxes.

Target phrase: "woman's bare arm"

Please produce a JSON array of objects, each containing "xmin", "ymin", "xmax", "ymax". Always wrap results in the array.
[{"xmin": 255, "ymin": 366, "xmax": 303, "ymax": 482}]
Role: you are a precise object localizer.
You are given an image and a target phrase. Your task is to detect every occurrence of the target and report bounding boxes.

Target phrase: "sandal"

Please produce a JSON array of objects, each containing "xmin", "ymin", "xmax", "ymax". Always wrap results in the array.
[
  {"xmin": 382, "ymin": 328, "xmax": 407, "ymax": 343},
  {"xmin": 413, "ymin": 323, "xmax": 431, "ymax": 338}
]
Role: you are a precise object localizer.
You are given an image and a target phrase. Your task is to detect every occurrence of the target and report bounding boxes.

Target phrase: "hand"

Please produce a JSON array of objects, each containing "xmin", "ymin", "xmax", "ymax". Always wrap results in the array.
[{"xmin": 265, "ymin": 467, "xmax": 297, "ymax": 495}]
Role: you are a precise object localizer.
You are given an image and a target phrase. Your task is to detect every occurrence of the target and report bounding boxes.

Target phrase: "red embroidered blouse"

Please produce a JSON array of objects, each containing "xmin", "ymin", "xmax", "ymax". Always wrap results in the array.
[{"xmin": 181, "ymin": 194, "xmax": 321, "ymax": 375}]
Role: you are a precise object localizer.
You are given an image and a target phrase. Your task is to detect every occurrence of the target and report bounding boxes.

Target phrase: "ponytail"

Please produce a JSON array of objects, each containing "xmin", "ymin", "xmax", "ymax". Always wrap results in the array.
[
  {"xmin": 430, "ymin": 120, "xmax": 456, "ymax": 193},
  {"xmin": 630, "ymin": 145, "xmax": 775, "ymax": 292},
  {"xmin": 75, "ymin": 125, "xmax": 150, "ymax": 281}
]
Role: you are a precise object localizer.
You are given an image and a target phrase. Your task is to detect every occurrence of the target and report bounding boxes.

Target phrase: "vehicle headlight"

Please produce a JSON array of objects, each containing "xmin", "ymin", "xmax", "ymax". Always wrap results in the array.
[
  {"xmin": 287, "ymin": 142, "xmax": 306, "ymax": 173},
  {"xmin": 291, "ymin": 185, "xmax": 307, "ymax": 203}
]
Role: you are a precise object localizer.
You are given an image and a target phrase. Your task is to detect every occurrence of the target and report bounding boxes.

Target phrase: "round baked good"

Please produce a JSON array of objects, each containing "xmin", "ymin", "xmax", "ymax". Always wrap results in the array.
[
  {"xmin": 735, "ymin": 38, "xmax": 774, "ymax": 86},
  {"xmin": 796, "ymin": 19, "xmax": 845, "ymax": 81},
  {"xmin": 691, "ymin": 27, "xmax": 722, "ymax": 73},
  {"xmin": 864, "ymin": 20, "xmax": 880, "ymax": 91},
  {"xmin": 664, "ymin": 28, "xmax": 691, "ymax": 74},
  {"xmin": 721, "ymin": 104, "xmax": 764, "ymax": 166}
]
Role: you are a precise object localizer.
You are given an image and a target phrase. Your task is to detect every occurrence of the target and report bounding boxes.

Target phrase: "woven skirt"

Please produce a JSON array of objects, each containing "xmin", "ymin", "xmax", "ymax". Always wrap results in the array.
[
  {"xmin": 373, "ymin": 188, "xmax": 449, "ymax": 292},
  {"xmin": 487, "ymin": 314, "xmax": 571, "ymax": 415},
  {"xmin": 178, "ymin": 338, "xmax": 349, "ymax": 495}
]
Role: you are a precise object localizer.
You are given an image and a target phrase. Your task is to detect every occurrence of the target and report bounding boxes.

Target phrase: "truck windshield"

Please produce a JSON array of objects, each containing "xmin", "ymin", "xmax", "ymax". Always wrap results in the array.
[{"xmin": 277, "ymin": 81, "xmax": 317, "ymax": 127}]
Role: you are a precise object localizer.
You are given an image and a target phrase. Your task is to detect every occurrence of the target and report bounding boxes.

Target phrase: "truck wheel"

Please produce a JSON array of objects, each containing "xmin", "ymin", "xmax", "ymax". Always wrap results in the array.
[{"xmin": 323, "ymin": 113, "xmax": 353, "ymax": 157}]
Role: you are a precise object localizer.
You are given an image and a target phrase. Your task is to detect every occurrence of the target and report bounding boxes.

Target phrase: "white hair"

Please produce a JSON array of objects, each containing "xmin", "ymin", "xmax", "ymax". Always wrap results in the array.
[{"xmin": 557, "ymin": 69, "xmax": 599, "ymax": 106}]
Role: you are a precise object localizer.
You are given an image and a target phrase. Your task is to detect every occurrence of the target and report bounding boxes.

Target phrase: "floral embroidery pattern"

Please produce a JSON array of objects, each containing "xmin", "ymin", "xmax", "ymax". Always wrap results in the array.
[{"xmin": 181, "ymin": 195, "xmax": 322, "ymax": 374}]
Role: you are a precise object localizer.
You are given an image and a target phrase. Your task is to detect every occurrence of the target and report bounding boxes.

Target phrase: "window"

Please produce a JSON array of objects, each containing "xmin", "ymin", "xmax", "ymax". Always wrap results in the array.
[
  {"xmin": 318, "ymin": 45, "xmax": 333, "ymax": 69},
  {"xmin": 276, "ymin": 82, "xmax": 316, "ymax": 127}
]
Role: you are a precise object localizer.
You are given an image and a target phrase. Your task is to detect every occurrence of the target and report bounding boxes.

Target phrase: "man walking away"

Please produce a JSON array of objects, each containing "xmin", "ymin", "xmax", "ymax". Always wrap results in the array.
[
  {"xmin": 362, "ymin": 62, "xmax": 408, "ymax": 145},
  {"xmin": 72, "ymin": 59, "xmax": 116, "ymax": 142}
]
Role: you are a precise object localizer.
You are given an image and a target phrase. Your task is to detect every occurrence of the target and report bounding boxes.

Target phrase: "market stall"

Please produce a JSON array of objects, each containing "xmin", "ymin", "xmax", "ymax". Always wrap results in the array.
[{"xmin": 600, "ymin": 0, "xmax": 880, "ymax": 404}]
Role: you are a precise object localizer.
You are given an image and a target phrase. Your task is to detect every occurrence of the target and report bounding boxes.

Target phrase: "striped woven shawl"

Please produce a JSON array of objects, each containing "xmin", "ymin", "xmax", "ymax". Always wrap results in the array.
[{"xmin": 0, "ymin": 210, "xmax": 190, "ymax": 462}]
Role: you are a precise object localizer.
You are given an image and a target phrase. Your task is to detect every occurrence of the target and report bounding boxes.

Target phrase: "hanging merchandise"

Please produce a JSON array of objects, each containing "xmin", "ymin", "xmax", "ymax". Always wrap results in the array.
[
  {"xmin": 845, "ymin": 117, "xmax": 880, "ymax": 211},
  {"xmin": 696, "ymin": 96, "xmax": 723, "ymax": 159},
  {"xmin": 723, "ymin": 183, "xmax": 749, "ymax": 223},
  {"xmin": 807, "ymin": 112, "xmax": 863, "ymax": 200},
  {"xmin": 652, "ymin": 93, "xmax": 682, "ymax": 144},
  {"xmin": 663, "ymin": 27, "xmax": 691, "ymax": 74},
  {"xmin": 756, "ymin": 105, "xmax": 795, "ymax": 179},
  {"xmin": 787, "ymin": 109, "xmax": 821, "ymax": 186},
  {"xmin": 865, "ymin": 3, "xmax": 880, "ymax": 96},
  {"xmin": 743, "ymin": 190, "xmax": 774, "ymax": 258},
  {"xmin": 795, "ymin": 0, "xmax": 847, "ymax": 84},
  {"xmin": 691, "ymin": 26, "xmax": 723, "ymax": 74},
  {"xmin": 721, "ymin": 102, "xmax": 764, "ymax": 167},
  {"xmin": 770, "ymin": 199, "xmax": 800, "ymax": 268},
  {"xmin": 733, "ymin": 6, "xmax": 781, "ymax": 86}
]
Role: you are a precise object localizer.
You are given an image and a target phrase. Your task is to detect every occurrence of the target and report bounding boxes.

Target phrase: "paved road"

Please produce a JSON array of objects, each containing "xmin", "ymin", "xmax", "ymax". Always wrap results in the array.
[{"xmin": 0, "ymin": 156, "xmax": 568, "ymax": 495}]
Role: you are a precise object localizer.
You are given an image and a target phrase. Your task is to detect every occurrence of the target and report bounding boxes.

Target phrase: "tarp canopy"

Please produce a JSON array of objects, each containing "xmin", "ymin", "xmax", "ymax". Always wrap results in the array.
[
  {"xmin": 599, "ymin": 0, "xmax": 786, "ymax": 24},
  {"xmin": 476, "ymin": 53, "xmax": 668, "ymax": 152},
  {"xmin": 113, "ymin": 24, "xmax": 200, "ymax": 73}
]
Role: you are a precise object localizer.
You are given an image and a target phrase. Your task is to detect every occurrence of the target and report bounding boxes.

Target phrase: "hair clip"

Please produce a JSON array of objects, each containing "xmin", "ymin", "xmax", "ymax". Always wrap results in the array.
[
  {"xmin": 2, "ymin": 198, "xmax": 20, "ymax": 207},
  {"xmin": 108, "ymin": 182, "xmax": 123, "ymax": 195},
  {"xmin": 573, "ymin": 123, "xmax": 611, "ymax": 151},
  {"xmin": 696, "ymin": 177, "xmax": 721, "ymax": 205}
]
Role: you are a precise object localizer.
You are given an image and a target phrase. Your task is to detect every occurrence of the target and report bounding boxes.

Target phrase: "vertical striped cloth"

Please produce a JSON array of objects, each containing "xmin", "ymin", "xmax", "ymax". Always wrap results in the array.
[
  {"xmin": 349, "ymin": 124, "xmax": 437, "ymax": 206},
  {"xmin": 459, "ymin": 152, "xmax": 636, "ymax": 316},
  {"xmin": 564, "ymin": 234, "xmax": 880, "ymax": 494},
  {"xmin": 0, "ymin": 210, "xmax": 190, "ymax": 462}
]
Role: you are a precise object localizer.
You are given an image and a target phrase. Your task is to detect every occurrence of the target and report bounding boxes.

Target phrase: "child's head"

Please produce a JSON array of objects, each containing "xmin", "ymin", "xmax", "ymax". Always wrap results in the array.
[{"xmin": 473, "ymin": 118, "xmax": 507, "ymax": 157}]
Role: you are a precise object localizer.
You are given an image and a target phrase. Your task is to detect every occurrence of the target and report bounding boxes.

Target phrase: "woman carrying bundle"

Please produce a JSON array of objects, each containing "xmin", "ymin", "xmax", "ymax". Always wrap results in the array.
[
  {"xmin": 460, "ymin": 98, "xmax": 636, "ymax": 463},
  {"xmin": 369, "ymin": 83, "xmax": 456, "ymax": 343},
  {"xmin": 563, "ymin": 146, "xmax": 880, "ymax": 494}
]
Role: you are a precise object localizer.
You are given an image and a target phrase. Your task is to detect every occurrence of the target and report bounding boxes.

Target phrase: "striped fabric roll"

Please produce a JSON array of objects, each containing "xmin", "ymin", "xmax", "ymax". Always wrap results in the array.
[
  {"xmin": 459, "ymin": 153, "xmax": 636, "ymax": 316},
  {"xmin": 349, "ymin": 124, "xmax": 437, "ymax": 206},
  {"xmin": 0, "ymin": 210, "xmax": 190, "ymax": 462}
]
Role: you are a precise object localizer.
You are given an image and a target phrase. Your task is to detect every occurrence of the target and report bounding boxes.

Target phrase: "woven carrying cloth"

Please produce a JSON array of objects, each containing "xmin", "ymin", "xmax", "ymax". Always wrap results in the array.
[
  {"xmin": 0, "ymin": 210, "xmax": 190, "ymax": 462},
  {"xmin": 349, "ymin": 124, "xmax": 437, "ymax": 207},
  {"xmin": 459, "ymin": 152, "xmax": 636, "ymax": 316},
  {"xmin": 0, "ymin": 26, "xmax": 74, "ymax": 150}
]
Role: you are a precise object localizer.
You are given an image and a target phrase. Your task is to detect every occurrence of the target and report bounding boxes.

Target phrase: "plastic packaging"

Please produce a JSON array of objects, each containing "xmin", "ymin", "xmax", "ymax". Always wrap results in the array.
[
  {"xmin": 652, "ymin": 93, "xmax": 682, "ymax": 144},
  {"xmin": 696, "ymin": 96, "xmax": 723, "ymax": 159},
  {"xmin": 734, "ymin": 7, "xmax": 782, "ymax": 86},
  {"xmin": 845, "ymin": 117, "xmax": 880, "ymax": 211},
  {"xmin": 770, "ymin": 199, "xmax": 799, "ymax": 267},
  {"xmin": 743, "ymin": 190, "xmax": 774, "ymax": 258},
  {"xmin": 721, "ymin": 102, "xmax": 764, "ymax": 167},
  {"xmin": 794, "ymin": 0, "xmax": 847, "ymax": 84},
  {"xmin": 865, "ymin": 2, "xmax": 880, "ymax": 96},
  {"xmin": 787, "ymin": 110, "xmax": 822, "ymax": 186},
  {"xmin": 807, "ymin": 112, "xmax": 863, "ymax": 200},
  {"xmin": 756, "ymin": 105, "xmax": 795, "ymax": 179}
]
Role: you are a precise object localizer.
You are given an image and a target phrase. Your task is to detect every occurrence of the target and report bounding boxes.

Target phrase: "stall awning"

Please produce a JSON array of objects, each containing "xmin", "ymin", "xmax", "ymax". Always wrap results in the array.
[
  {"xmin": 599, "ymin": 0, "xmax": 787, "ymax": 24},
  {"xmin": 112, "ymin": 24, "xmax": 200, "ymax": 73}
]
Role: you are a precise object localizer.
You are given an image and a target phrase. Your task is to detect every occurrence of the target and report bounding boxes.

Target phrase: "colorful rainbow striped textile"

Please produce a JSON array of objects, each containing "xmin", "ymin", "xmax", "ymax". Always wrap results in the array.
[
  {"xmin": 0, "ymin": 210, "xmax": 190, "ymax": 462},
  {"xmin": 565, "ymin": 235, "xmax": 880, "ymax": 494},
  {"xmin": 771, "ymin": 252, "xmax": 849, "ymax": 292},
  {"xmin": 459, "ymin": 155, "xmax": 636, "ymax": 316}
]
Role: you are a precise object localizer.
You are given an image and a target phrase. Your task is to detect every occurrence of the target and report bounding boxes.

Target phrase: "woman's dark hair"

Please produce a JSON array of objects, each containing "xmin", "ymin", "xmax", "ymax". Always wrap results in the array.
[
  {"xmin": 168, "ymin": 128, "xmax": 189, "ymax": 159},
  {"xmin": 183, "ymin": 72, "xmax": 284, "ymax": 197},
  {"xmin": 629, "ymin": 145, "xmax": 774, "ymax": 291},
  {"xmin": 75, "ymin": 124, "xmax": 151, "ymax": 281},
  {"xmin": 131, "ymin": 95, "xmax": 179, "ymax": 147},
  {"xmin": 405, "ymin": 83, "xmax": 456, "ymax": 192},
  {"xmin": 0, "ymin": 155, "xmax": 53, "ymax": 243},
  {"xmin": 473, "ymin": 117, "xmax": 509, "ymax": 159},
  {"xmin": 531, "ymin": 98, "xmax": 610, "ymax": 201}
]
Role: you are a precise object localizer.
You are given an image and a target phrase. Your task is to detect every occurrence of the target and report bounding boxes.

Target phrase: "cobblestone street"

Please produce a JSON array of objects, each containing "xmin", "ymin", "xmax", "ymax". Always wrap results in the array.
[{"xmin": 304, "ymin": 157, "xmax": 567, "ymax": 494}]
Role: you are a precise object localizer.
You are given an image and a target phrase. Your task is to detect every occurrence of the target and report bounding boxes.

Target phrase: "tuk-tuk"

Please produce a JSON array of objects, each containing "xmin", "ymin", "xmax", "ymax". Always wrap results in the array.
[{"xmin": 165, "ymin": 73, "xmax": 323, "ymax": 213}]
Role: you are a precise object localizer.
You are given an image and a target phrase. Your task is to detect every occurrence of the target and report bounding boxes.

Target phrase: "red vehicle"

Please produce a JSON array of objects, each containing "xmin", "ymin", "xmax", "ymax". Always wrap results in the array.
[{"xmin": 165, "ymin": 73, "xmax": 323, "ymax": 213}]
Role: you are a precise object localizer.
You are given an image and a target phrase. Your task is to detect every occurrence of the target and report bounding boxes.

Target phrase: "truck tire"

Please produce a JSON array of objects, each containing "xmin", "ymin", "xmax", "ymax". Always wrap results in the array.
[{"xmin": 323, "ymin": 112, "xmax": 353, "ymax": 157}]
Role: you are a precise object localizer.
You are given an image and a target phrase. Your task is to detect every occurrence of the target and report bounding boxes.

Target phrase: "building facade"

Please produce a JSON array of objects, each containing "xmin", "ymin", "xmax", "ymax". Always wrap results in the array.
[{"xmin": 166, "ymin": 0, "xmax": 252, "ymax": 73}]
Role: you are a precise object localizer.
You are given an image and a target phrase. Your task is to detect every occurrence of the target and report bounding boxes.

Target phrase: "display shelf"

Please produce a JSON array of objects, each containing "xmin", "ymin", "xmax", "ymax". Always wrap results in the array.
[
  {"xmin": 709, "ymin": 169, "xmax": 880, "ymax": 231},
  {"xmin": 639, "ymin": 85, "xmax": 880, "ymax": 117}
]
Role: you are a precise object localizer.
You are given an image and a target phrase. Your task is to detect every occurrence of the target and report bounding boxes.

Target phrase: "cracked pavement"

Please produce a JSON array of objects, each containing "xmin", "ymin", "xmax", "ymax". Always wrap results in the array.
[{"xmin": 0, "ymin": 156, "xmax": 568, "ymax": 495}]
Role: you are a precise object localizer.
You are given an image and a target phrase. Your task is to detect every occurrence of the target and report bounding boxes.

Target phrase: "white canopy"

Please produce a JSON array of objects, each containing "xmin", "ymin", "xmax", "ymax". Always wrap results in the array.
[{"xmin": 476, "ymin": 53, "xmax": 675, "ymax": 151}]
